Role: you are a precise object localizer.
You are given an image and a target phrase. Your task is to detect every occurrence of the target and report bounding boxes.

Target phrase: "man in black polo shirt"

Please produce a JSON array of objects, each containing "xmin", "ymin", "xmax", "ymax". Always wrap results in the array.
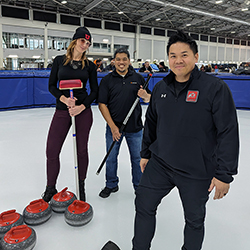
[{"xmin": 98, "ymin": 48, "xmax": 151, "ymax": 198}]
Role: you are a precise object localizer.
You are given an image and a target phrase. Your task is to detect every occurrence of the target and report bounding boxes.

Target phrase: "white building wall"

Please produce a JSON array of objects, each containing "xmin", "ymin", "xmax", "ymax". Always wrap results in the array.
[{"xmin": 1, "ymin": 16, "xmax": 250, "ymax": 67}]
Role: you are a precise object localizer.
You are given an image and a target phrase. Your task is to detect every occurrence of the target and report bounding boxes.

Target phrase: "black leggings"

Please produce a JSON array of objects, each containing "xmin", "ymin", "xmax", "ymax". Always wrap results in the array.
[{"xmin": 46, "ymin": 108, "xmax": 93, "ymax": 186}]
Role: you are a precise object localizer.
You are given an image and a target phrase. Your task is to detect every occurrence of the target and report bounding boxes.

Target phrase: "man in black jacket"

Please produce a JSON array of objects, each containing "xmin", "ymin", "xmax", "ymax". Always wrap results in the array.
[
  {"xmin": 139, "ymin": 61, "xmax": 153, "ymax": 73},
  {"xmin": 98, "ymin": 48, "xmax": 151, "ymax": 198},
  {"xmin": 132, "ymin": 30, "xmax": 239, "ymax": 250}
]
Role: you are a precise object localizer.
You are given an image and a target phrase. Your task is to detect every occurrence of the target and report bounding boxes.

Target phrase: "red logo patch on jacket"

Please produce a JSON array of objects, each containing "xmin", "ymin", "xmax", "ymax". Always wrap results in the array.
[{"xmin": 186, "ymin": 90, "xmax": 199, "ymax": 102}]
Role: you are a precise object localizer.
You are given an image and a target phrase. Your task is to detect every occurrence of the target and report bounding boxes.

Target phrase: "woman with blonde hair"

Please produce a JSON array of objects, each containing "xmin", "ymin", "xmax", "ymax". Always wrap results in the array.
[{"xmin": 42, "ymin": 27, "xmax": 98, "ymax": 202}]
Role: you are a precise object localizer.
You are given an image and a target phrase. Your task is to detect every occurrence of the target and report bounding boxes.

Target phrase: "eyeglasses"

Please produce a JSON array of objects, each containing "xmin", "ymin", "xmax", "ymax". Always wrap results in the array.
[{"xmin": 79, "ymin": 38, "xmax": 91, "ymax": 47}]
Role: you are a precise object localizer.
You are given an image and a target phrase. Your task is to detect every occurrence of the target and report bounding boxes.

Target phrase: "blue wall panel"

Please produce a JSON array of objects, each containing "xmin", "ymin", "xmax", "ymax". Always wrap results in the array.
[{"xmin": 0, "ymin": 70, "xmax": 250, "ymax": 111}]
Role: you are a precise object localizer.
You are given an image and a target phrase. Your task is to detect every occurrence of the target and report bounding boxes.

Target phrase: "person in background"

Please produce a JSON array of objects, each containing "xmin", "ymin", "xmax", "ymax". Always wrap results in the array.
[
  {"xmin": 132, "ymin": 30, "xmax": 239, "ymax": 250},
  {"xmin": 205, "ymin": 64, "xmax": 212, "ymax": 72},
  {"xmin": 139, "ymin": 61, "xmax": 153, "ymax": 73},
  {"xmin": 98, "ymin": 48, "xmax": 151, "ymax": 198},
  {"xmin": 94, "ymin": 59, "xmax": 104, "ymax": 72},
  {"xmin": 200, "ymin": 64, "xmax": 205, "ymax": 71},
  {"xmin": 42, "ymin": 26, "xmax": 98, "ymax": 202},
  {"xmin": 158, "ymin": 61, "xmax": 169, "ymax": 72},
  {"xmin": 103, "ymin": 58, "xmax": 115, "ymax": 72}
]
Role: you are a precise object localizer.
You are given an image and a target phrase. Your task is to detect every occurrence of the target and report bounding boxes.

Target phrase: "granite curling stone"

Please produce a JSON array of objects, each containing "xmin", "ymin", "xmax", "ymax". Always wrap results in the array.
[
  {"xmin": 0, "ymin": 210, "xmax": 23, "ymax": 239},
  {"xmin": 0, "ymin": 225, "xmax": 36, "ymax": 250},
  {"xmin": 50, "ymin": 187, "xmax": 77, "ymax": 213},
  {"xmin": 64, "ymin": 200, "xmax": 93, "ymax": 226},
  {"xmin": 23, "ymin": 199, "xmax": 52, "ymax": 225}
]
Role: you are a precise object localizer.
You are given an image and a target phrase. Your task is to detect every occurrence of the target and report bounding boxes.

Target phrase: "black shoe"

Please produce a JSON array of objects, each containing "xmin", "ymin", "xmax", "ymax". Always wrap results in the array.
[
  {"xmin": 99, "ymin": 186, "xmax": 119, "ymax": 198},
  {"xmin": 42, "ymin": 186, "xmax": 57, "ymax": 202},
  {"xmin": 79, "ymin": 179, "xmax": 86, "ymax": 202}
]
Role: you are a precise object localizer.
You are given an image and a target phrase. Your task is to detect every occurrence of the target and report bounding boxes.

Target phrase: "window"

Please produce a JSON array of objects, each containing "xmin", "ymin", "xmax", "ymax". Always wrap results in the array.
[
  {"xmin": 167, "ymin": 30, "xmax": 177, "ymax": 37},
  {"xmin": 141, "ymin": 26, "xmax": 151, "ymax": 35},
  {"xmin": 84, "ymin": 18, "xmax": 102, "ymax": 28},
  {"xmin": 234, "ymin": 39, "xmax": 240, "ymax": 45},
  {"xmin": 200, "ymin": 35, "xmax": 208, "ymax": 41},
  {"xmin": 30, "ymin": 37, "xmax": 34, "ymax": 50},
  {"xmin": 210, "ymin": 36, "xmax": 217, "ymax": 43},
  {"xmin": 218, "ymin": 37, "xmax": 225, "ymax": 43},
  {"xmin": 39, "ymin": 38, "xmax": 44, "ymax": 49},
  {"xmin": 48, "ymin": 39, "xmax": 52, "ymax": 49},
  {"xmin": 190, "ymin": 33, "xmax": 199, "ymax": 40},
  {"xmin": 114, "ymin": 44, "xmax": 129, "ymax": 50},
  {"xmin": 2, "ymin": 6, "xmax": 29, "ymax": 19},
  {"xmin": 123, "ymin": 24, "xmax": 136, "ymax": 33},
  {"xmin": 154, "ymin": 28, "xmax": 165, "ymax": 36},
  {"xmin": 241, "ymin": 40, "xmax": 247, "ymax": 46},
  {"xmin": 61, "ymin": 15, "xmax": 80, "ymax": 26},
  {"xmin": 105, "ymin": 21, "xmax": 120, "ymax": 31},
  {"xmin": 25, "ymin": 35, "xmax": 29, "ymax": 48},
  {"xmin": 10, "ymin": 33, "xmax": 18, "ymax": 48},
  {"xmin": 34, "ymin": 37, "xmax": 39, "ymax": 49},
  {"xmin": 19, "ymin": 37, "xmax": 24, "ymax": 48},
  {"xmin": 101, "ymin": 44, "xmax": 108, "ymax": 49},
  {"xmin": 2, "ymin": 33, "xmax": 9, "ymax": 48},
  {"xmin": 33, "ymin": 10, "xmax": 56, "ymax": 23}
]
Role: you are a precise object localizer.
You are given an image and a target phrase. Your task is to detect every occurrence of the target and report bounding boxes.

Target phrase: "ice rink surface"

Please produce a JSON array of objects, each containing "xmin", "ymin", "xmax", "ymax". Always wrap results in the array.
[{"xmin": 0, "ymin": 105, "xmax": 249, "ymax": 250}]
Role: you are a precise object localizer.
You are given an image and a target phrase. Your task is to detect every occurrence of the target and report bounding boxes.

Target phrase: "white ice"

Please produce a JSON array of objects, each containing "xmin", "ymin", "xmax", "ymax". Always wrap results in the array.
[{"xmin": 0, "ymin": 106, "xmax": 249, "ymax": 250}]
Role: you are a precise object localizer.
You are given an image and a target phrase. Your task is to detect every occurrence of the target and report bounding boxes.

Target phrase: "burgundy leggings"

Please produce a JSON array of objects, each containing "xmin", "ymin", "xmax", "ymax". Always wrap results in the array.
[{"xmin": 46, "ymin": 108, "xmax": 93, "ymax": 186}]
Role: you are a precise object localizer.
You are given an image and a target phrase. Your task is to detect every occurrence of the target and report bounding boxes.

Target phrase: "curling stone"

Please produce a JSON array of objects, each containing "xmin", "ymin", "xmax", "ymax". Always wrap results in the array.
[
  {"xmin": 64, "ymin": 200, "xmax": 93, "ymax": 227},
  {"xmin": 101, "ymin": 240, "xmax": 121, "ymax": 250},
  {"xmin": 50, "ymin": 187, "xmax": 77, "ymax": 213},
  {"xmin": 23, "ymin": 199, "xmax": 52, "ymax": 225},
  {"xmin": 0, "ymin": 210, "xmax": 23, "ymax": 239},
  {"xmin": 0, "ymin": 225, "xmax": 36, "ymax": 250}
]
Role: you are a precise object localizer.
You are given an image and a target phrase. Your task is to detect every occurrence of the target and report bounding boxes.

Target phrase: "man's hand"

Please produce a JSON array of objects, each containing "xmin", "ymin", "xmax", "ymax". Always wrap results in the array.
[
  {"xmin": 137, "ymin": 86, "xmax": 151, "ymax": 103},
  {"xmin": 110, "ymin": 125, "xmax": 121, "ymax": 141},
  {"xmin": 208, "ymin": 177, "xmax": 230, "ymax": 200},
  {"xmin": 140, "ymin": 158, "xmax": 149, "ymax": 173}
]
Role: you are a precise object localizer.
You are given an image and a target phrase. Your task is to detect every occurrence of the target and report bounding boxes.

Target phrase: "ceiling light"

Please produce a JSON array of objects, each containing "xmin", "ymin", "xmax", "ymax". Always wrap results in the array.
[
  {"xmin": 210, "ymin": 27, "xmax": 215, "ymax": 30},
  {"xmin": 155, "ymin": 18, "xmax": 161, "ymax": 21},
  {"xmin": 231, "ymin": 31, "xmax": 236, "ymax": 33},
  {"xmin": 118, "ymin": 11, "xmax": 123, "ymax": 14},
  {"xmin": 8, "ymin": 55, "xmax": 18, "ymax": 58},
  {"xmin": 186, "ymin": 23, "xmax": 191, "ymax": 26},
  {"xmin": 61, "ymin": 0, "xmax": 67, "ymax": 4},
  {"xmin": 215, "ymin": 0, "xmax": 223, "ymax": 4},
  {"xmin": 32, "ymin": 55, "xmax": 41, "ymax": 58},
  {"xmin": 242, "ymin": 8, "xmax": 248, "ymax": 11},
  {"xmin": 103, "ymin": 39, "xmax": 109, "ymax": 43}
]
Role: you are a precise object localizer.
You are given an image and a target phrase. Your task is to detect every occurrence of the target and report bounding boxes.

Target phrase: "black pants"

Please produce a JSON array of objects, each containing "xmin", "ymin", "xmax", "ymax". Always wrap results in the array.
[{"xmin": 132, "ymin": 157, "xmax": 211, "ymax": 250}]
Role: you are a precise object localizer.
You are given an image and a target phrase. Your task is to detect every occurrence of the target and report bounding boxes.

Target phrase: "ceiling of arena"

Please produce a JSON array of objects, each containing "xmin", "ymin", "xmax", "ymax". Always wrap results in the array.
[{"xmin": 2, "ymin": 0, "xmax": 250, "ymax": 40}]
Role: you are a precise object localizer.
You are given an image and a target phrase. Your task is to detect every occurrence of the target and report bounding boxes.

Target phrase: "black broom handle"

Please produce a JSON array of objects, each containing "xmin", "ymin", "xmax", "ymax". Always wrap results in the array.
[{"xmin": 96, "ymin": 73, "xmax": 152, "ymax": 175}]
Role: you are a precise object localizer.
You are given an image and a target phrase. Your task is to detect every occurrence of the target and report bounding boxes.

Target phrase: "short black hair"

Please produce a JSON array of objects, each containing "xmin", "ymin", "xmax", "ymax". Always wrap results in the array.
[
  {"xmin": 114, "ymin": 47, "xmax": 130, "ymax": 59},
  {"xmin": 167, "ymin": 30, "xmax": 198, "ymax": 56}
]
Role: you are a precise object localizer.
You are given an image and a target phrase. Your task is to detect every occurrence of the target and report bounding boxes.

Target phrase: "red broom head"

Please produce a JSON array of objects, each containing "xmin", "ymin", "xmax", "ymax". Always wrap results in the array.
[{"xmin": 59, "ymin": 79, "xmax": 82, "ymax": 90}]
